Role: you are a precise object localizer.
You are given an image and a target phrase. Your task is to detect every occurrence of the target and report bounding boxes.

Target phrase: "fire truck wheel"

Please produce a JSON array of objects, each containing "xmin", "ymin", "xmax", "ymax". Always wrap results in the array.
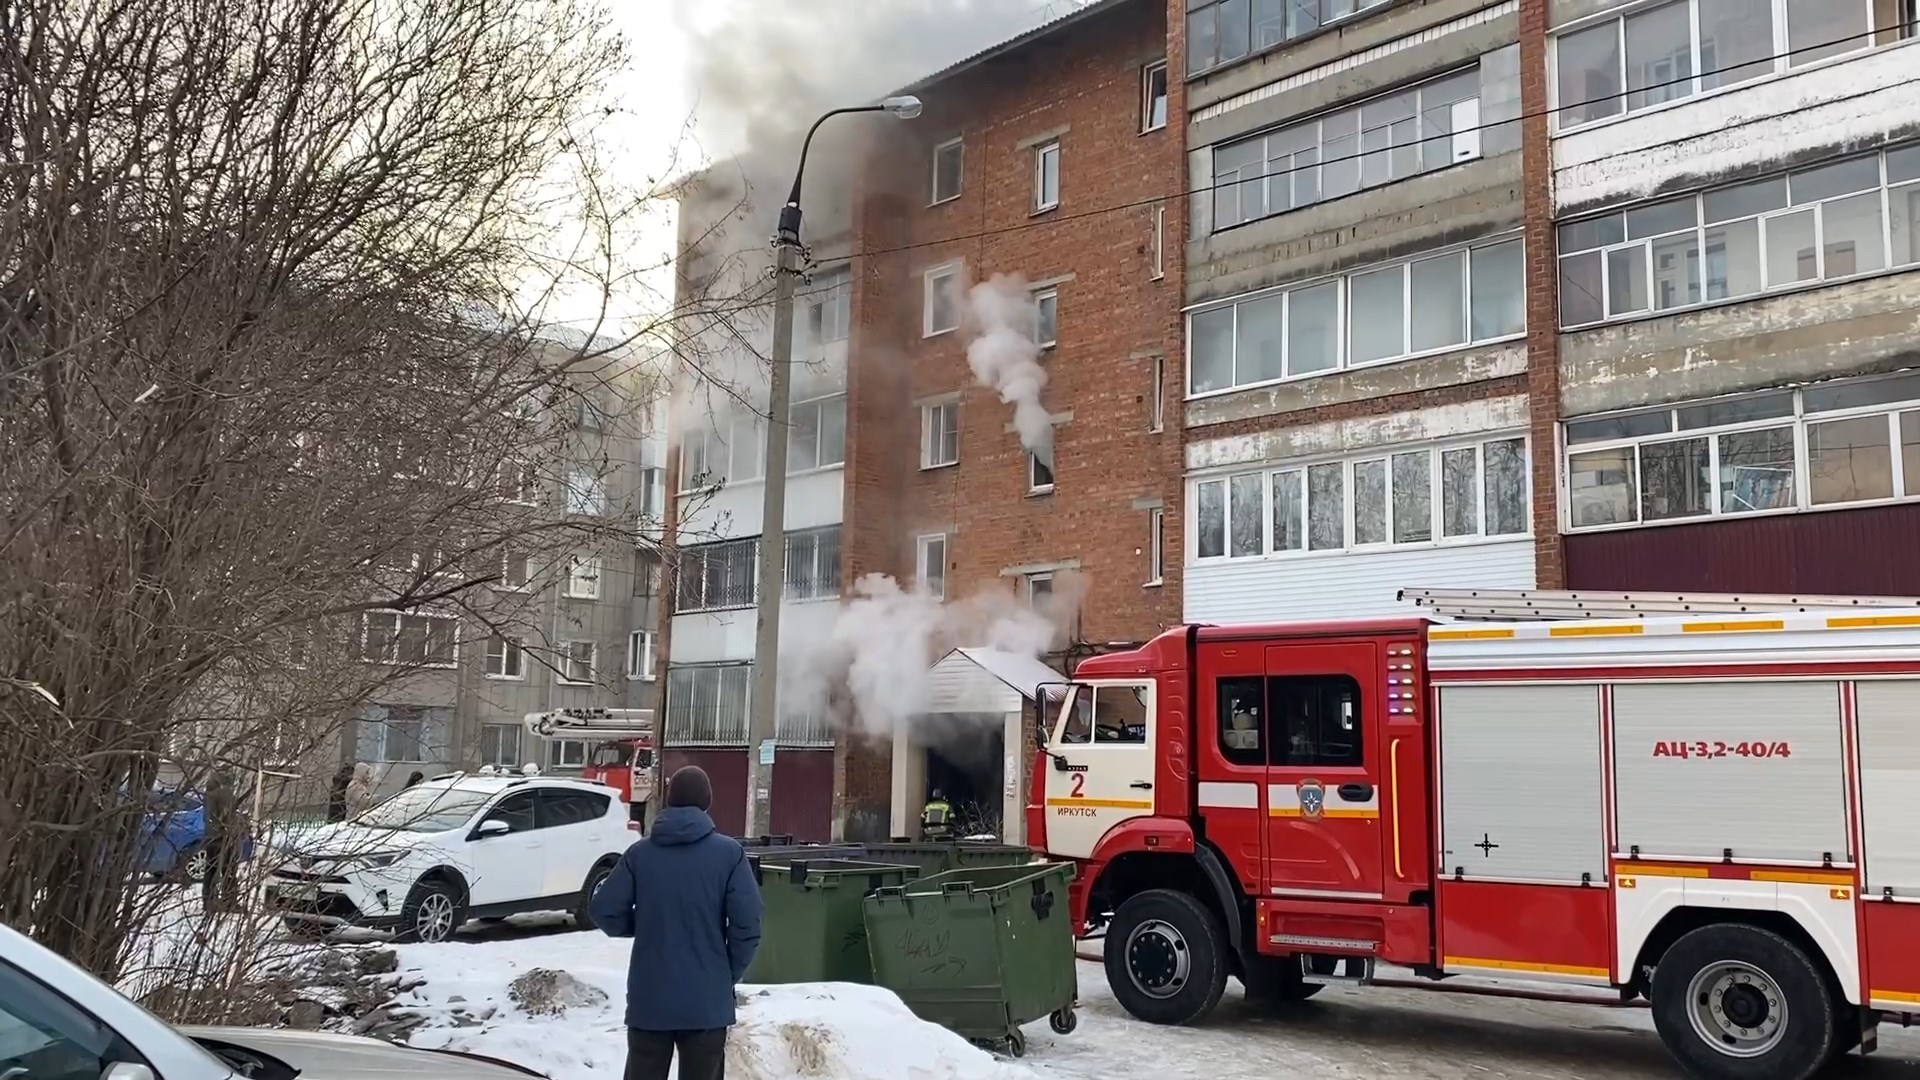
[
  {"xmin": 1650, "ymin": 923, "xmax": 1837, "ymax": 1080},
  {"xmin": 1241, "ymin": 954, "xmax": 1323, "ymax": 1004},
  {"xmin": 1105, "ymin": 889, "xmax": 1228, "ymax": 1026}
]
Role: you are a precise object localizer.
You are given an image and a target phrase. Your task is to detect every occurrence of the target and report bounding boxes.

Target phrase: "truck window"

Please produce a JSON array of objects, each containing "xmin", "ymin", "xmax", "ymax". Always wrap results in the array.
[
  {"xmin": 1217, "ymin": 677, "xmax": 1265, "ymax": 766},
  {"xmin": 1268, "ymin": 676, "xmax": 1362, "ymax": 767},
  {"xmin": 1059, "ymin": 687, "xmax": 1093, "ymax": 743},
  {"xmin": 1091, "ymin": 686, "xmax": 1149, "ymax": 743}
]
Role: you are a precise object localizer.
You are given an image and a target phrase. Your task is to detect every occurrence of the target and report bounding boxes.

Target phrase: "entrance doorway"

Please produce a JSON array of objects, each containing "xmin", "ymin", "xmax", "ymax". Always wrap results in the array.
[{"xmin": 919, "ymin": 714, "xmax": 1006, "ymax": 840}]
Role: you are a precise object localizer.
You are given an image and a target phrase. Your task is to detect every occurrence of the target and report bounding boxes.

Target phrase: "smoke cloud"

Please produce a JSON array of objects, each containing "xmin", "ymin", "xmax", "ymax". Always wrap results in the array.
[
  {"xmin": 780, "ymin": 571, "xmax": 1087, "ymax": 738},
  {"xmin": 965, "ymin": 274, "xmax": 1053, "ymax": 453}
]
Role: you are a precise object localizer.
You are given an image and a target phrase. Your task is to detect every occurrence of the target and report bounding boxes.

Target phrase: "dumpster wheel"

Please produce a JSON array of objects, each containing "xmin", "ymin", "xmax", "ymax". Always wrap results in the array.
[
  {"xmin": 1006, "ymin": 1028, "xmax": 1028, "ymax": 1057},
  {"xmin": 1049, "ymin": 1007, "xmax": 1078, "ymax": 1035}
]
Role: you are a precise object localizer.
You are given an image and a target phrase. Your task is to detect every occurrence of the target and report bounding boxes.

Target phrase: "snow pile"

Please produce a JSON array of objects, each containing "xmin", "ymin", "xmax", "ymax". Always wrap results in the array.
[{"xmin": 390, "ymin": 930, "xmax": 1042, "ymax": 1080}]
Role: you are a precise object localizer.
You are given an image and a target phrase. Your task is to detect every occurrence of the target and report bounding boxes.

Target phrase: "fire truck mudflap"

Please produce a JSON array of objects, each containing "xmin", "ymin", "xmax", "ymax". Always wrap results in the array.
[{"xmin": 1033, "ymin": 603, "xmax": 1920, "ymax": 1080}]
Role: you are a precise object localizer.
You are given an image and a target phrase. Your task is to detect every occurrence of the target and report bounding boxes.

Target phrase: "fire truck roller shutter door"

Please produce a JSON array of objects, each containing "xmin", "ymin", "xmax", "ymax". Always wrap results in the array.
[{"xmin": 1853, "ymin": 680, "xmax": 1920, "ymax": 1012}]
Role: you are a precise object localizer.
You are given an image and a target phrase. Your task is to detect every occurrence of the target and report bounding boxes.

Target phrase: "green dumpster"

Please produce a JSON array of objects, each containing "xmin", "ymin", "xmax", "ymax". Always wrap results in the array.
[
  {"xmin": 862, "ymin": 861, "xmax": 1078, "ymax": 1056},
  {"xmin": 859, "ymin": 840, "xmax": 1036, "ymax": 876},
  {"xmin": 743, "ymin": 859, "xmax": 913, "ymax": 985}
]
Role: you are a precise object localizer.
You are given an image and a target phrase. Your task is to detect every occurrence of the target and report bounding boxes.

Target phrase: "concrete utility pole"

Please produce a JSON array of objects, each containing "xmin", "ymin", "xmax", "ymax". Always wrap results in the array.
[{"xmin": 743, "ymin": 95, "xmax": 922, "ymax": 838}]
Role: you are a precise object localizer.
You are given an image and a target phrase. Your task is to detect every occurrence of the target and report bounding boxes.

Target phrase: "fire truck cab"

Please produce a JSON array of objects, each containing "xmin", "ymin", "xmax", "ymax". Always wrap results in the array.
[{"xmin": 1029, "ymin": 594, "xmax": 1920, "ymax": 1080}]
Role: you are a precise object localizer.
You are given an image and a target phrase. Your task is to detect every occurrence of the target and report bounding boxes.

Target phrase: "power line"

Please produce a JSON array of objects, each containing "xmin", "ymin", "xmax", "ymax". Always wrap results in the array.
[{"xmin": 843, "ymin": 17, "xmax": 1919, "ymax": 261}]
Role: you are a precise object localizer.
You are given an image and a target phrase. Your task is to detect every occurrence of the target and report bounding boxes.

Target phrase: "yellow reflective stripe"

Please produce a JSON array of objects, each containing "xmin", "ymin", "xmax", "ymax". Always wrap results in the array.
[{"xmin": 1044, "ymin": 798, "xmax": 1153, "ymax": 810}]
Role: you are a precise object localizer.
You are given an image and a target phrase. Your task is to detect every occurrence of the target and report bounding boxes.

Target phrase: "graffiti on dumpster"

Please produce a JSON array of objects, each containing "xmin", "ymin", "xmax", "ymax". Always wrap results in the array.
[{"xmin": 896, "ymin": 925, "xmax": 968, "ymax": 977}]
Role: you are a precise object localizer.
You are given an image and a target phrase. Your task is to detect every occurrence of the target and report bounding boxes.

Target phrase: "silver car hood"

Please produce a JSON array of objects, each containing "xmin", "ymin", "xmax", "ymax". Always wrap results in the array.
[{"xmin": 181, "ymin": 1026, "xmax": 546, "ymax": 1079}]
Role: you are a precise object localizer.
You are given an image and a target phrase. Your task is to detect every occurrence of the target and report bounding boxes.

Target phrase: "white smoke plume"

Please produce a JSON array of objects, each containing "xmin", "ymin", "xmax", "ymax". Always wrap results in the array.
[
  {"xmin": 780, "ymin": 572, "xmax": 1086, "ymax": 738},
  {"xmin": 965, "ymin": 274, "xmax": 1053, "ymax": 453}
]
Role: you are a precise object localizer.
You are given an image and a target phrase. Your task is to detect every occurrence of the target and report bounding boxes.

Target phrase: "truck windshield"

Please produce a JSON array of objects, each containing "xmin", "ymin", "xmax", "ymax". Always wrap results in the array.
[
  {"xmin": 352, "ymin": 786, "xmax": 491, "ymax": 832},
  {"xmin": 1058, "ymin": 684, "xmax": 1149, "ymax": 744}
]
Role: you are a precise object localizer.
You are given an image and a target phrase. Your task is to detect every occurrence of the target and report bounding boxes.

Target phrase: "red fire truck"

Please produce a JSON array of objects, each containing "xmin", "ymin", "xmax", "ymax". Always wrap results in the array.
[
  {"xmin": 1027, "ymin": 589, "xmax": 1920, "ymax": 1080},
  {"xmin": 524, "ymin": 707, "xmax": 656, "ymax": 827}
]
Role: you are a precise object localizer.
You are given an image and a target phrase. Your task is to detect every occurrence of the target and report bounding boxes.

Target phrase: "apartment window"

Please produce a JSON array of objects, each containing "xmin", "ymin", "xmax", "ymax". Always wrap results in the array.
[
  {"xmin": 786, "ymin": 395, "xmax": 847, "ymax": 473},
  {"xmin": 565, "ymin": 465, "xmax": 607, "ymax": 515},
  {"xmin": 924, "ymin": 263, "xmax": 961, "ymax": 336},
  {"xmin": 548, "ymin": 739, "xmax": 589, "ymax": 770},
  {"xmin": 1027, "ymin": 571, "xmax": 1055, "ymax": 609},
  {"xmin": 1029, "ymin": 445, "xmax": 1056, "ymax": 492},
  {"xmin": 675, "ymin": 537, "xmax": 758, "ymax": 612},
  {"xmin": 485, "ymin": 635, "xmax": 525, "ymax": 679},
  {"xmin": 1147, "ymin": 508, "xmax": 1165, "ymax": 585},
  {"xmin": 564, "ymin": 554, "xmax": 601, "ymax": 599},
  {"xmin": 627, "ymin": 630, "xmax": 656, "ymax": 680},
  {"xmin": 559, "ymin": 640, "xmax": 597, "ymax": 684},
  {"xmin": 638, "ymin": 466, "xmax": 666, "ymax": 526},
  {"xmin": 1149, "ymin": 357, "xmax": 1167, "ymax": 432},
  {"xmin": 1034, "ymin": 141, "xmax": 1061, "ymax": 212},
  {"xmin": 931, "ymin": 138, "xmax": 964, "ymax": 204},
  {"xmin": 1559, "ymin": 147, "xmax": 1920, "ymax": 328},
  {"xmin": 784, "ymin": 525, "xmax": 843, "ymax": 601},
  {"xmin": 666, "ymin": 663, "xmax": 753, "ymax": 744},
  {"xmin": 1142, "ymin": 61, "xmax": 1169, "ymax": 132},
  {"xmin": 361, "ymin": 704, "xmax": 433, "ymax": 763},
  {"xmin": 574, "ymin": 390, "xmax": 609, "ymax": 432},
  {"xmin": 679, "ymin": 418, "xmax": 765, "ymax": 491},
  {"xmin": 1564, "ymin": 373, "xmax": 1920, "ymax": 529},
  {"xmin": 1150, "ymin": 204, "xmax": 1166, "ymax": 280},
  {"xmin": 1189, "ymin": 237, "xmax": 1524, "ymax": 395},
  {"xmin": 495, "ymin": 549, "xmax": 530, "ymax": 590},
  {"xmin": 1195, "ymin": 436, "xmax": 1529, "ymax": 560},
  {"xmin": 1213, "ymin": 66, "xmax": 1481, "ymax": 230},
  {"xmin": 498, "ymin": 460, "xmax": 538, "ymax": 504},
  {"xmin": 917, "ymin": 534, "xmax": 947, "ymax": 600},
  {"xmin": 361, "ymin": 611, "xmax": 457, "ymax": 666},
  {"xmin": 480, "ymin": 723, "xmax": 522, "ymax": 768},
  {"xmin": 634, "ymin": 549, "xmax": 662, "ymax": 599},
  {"xmin": 802, "ymin": 272, "xmax": 851, "ymax": 346},
  {"xmin": 1553, "ymin": 0, "xmax": 1906, "ymax": 131},
  {"xmin": 922, "ymin": 401, "xmax": 959, "ymax": 468},
  {"xmin": 1032, "ymin": 288, "xmax": 1059, "ymax": 348},
  {"xmin": 1187, "ymin": 0, "xmax": 1392, "ymax": 75}
]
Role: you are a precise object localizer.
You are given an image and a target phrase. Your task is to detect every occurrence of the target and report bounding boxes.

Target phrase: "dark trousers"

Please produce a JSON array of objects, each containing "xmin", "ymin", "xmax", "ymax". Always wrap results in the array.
[
  {"xmin": 625, "ymin": 1028, "xmax": 725, "ymax": 1080},
  {"xmin": 201, "ymin": 838, "xmax": 238, "ymax": 912}
]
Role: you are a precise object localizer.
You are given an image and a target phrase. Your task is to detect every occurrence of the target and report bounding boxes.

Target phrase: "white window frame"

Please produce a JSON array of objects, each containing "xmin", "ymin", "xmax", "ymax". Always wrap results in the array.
[
  {"xmin": 548, "ymin": 738, "xmax": 589, "ymax": 771},
  {"xmin": 1026, "ymin": 571, "xmax": 1055, "ymax": 610},
  {"xmin": 665, "ymin": 663, "xmax": 754, "ymax": 745},
  {"xmin": 1186, "ymin": 234, "xmax": 1527, "ymax": 398},
  {"xmin": 786, "ymin": 394, "xmax": 847, "ymax": 474},
  {"xmin": 931, "ymin": 138, "xmax": 964, "ymax": 204},
  {"xmin": 1029, "ymin": 445, "xmax": 1056, "ymax": 494},
  {"xmin": 1186, "ymin": 0, "xmax": 1394, "ymax": 77},
  {"xmin": 480, "ymin": 722, "xmax": 522, "ymax": 768},
  {"xmin": 498, "ymin": 549, "xmax": 531, "ymax": 591},
  {"xmin": 564, "ymin": 554, "xmax": 601, "ymax": 599},
  {"xmin": 924, "ymin": 262, "xmax": 961, "ymax": 337},
  {"xmin": 1147, "ymin": 508, "xmax": 1165, "ymax": 586},
  {"xmin": 1560, "ymin": 373, "xmax": 1920, "ymax": 532},
  {"xmin": 627, "ymin": 630, "xmax": 656, "ymax": 680},
  {"xmin": 360, "ymin": 611, "xmax": 458, "ymax": 668},
  {"xmin": 1034, "ymin": 141, "xmax": 1062, "ymax": 213},
  {"xmin": 1149, "ymin": 356, "xmax": 1166, "ymax": 432},
  {"xmin": 558, "ymin": 640, "xmax": 597, "ymax": 685},
  {"xmin": 1150, "ymin": 204, "xmax": 1167, "ymax": 280},
  {"xmin": 1142, "ymin": 60, "xmax": 1169, "ymax": 133},
  {"xmin": 783, "ymin": 525, "xmax": 843, "ymax": 601},
  {"xmin": 638, "ymin": 465, "xmax": 666, "ymax": 526},
  {"xmin": 1548, "ymin": 0, "xmax": 1899, "ymax": 135},
  {"xmin": 499, "ymin": 460, "xmax": 538, "ymax": 505},
  {"xmin": 916, "ymin": 533, "xmax": 948, "ymax": 600},
  {"xmin": 1557, "ymin": 146, "xmax": 1920, "ymax": 329},
  {"xmin": 801, "ymin": 271, "xmax": 852, "ymax": 347},
  {"xmin": 565, "ymin": 465, "xmax": 607, "ymax": 515},
  {"xmin": 675, "ymin": 537, "xmax": 760, "ymax": 613},
  {"xmin": 921, "ymin": 400, "xmax": 960, "ymax": 469},
  {"xmin": 485, "ymin": 634, "xmax": 526, "ymax": 680},
  {"xmin": 1189, "ymin": 435, "xmax": 1533, "ymax": 563},
  {"xmin": 1032, "ymin": 287, "xmax": 1059, "ymax": 349}
]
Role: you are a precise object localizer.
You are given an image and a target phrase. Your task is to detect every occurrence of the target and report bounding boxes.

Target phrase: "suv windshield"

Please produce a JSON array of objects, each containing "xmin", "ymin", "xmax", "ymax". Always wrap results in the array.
[{"xmin": 352, "ymin": 786, "xmax": 491, "ymax": 832}]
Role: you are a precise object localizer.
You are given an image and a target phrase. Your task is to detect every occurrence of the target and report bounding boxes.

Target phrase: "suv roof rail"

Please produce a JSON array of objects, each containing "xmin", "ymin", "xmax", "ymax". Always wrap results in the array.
[{"xmin": 430, "ymin": 771, "xmax": 465, "ymax": 782}]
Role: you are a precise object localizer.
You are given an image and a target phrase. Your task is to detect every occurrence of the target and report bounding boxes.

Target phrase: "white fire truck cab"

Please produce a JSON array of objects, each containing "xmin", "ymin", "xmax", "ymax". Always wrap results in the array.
[{"xmin": 1027, "ymin": 590, "xmax": 1920, "ymax": 1080}]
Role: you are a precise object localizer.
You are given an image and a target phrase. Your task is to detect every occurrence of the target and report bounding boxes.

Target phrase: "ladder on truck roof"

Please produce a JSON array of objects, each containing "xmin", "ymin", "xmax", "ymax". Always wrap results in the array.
[
  {"xmin": 1399, "ymin": 586, "xmax": 1920, "ymax": 622},
  {"xmin": 523, "ymin": 707, "xmax": 654, "ymax": 741}
]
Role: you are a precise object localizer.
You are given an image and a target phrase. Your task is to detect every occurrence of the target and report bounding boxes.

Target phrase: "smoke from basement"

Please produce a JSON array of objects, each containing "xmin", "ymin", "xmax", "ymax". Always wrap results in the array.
[
  {"xmin": 966, "ymin": 274, "xmax": 1053, "ymax": 453},
  {"xmin": 780, "ymin": 572, "xmax": 1088, "ymax": 739}
]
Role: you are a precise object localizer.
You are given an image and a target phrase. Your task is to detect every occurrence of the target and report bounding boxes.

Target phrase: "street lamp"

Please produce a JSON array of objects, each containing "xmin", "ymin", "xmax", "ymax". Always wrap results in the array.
[{"xmin": 745, "ymin": 96, "xmax": 921, "ymax": 839}]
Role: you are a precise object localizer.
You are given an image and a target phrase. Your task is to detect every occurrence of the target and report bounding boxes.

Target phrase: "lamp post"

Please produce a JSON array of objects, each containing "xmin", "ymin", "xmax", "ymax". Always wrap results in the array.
[{"xmin": 745, "ymin": 95, "xmax": 922, "ymax": 838}]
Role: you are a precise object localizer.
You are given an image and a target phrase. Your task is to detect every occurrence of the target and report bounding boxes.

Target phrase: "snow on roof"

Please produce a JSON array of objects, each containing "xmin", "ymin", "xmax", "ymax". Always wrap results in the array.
[{"xmin": 949, "ymin": 647, "xmax": 1065, "ymax": 701}]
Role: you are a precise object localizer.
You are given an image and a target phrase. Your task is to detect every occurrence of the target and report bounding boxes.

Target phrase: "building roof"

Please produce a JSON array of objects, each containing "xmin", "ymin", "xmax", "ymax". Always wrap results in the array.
[
  {"xmin": 948, "ymin": 647, "xmax": 1065, "ymax": 701},
  {"xmin": 894, "ymin": 0, "xmax": 1135, "ymax": 95}
]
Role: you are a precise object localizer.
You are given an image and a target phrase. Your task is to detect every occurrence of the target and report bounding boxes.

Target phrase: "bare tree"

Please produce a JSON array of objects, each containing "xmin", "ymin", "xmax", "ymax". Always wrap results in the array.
[{"xmin": 0, "ymin": 0, "xmax": 708, "ymax": 982}]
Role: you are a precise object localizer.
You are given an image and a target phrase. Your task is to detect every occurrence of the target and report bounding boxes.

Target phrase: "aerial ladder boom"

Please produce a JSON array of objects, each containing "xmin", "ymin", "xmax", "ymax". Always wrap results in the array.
[
  {"xmin": 523, "ymin": 707, "xmax": 655, "ymax": 741},
  {"xmin": 1400, "ymin": 586, "xmax": 1920, "ymax": 621}
]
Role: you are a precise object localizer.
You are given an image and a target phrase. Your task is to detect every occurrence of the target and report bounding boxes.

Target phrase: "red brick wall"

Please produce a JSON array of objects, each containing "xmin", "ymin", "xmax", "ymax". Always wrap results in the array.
[
  {"xmin": 836, "ymin": 0, "xmax": 1183, "ymax": 838},
  {"xmin": 1519, "ymin": 0, "xmax": 1564, "ymax": 588}
]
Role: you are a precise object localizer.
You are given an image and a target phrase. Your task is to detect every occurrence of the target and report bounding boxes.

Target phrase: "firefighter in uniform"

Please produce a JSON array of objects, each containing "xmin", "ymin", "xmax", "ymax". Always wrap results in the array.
[{"xmin": 920, "ymin": 788, "xmax": 953, "ymax": 842}]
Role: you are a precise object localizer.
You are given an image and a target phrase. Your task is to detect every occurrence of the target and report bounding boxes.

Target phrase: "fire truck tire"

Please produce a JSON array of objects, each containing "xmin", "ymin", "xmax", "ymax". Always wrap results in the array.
[
  {"xmin": 1105, "ymin": 889, "xmax": 1229, "ymax": 1026},
  {"xmin": 1241, "ymin": 954, "xmax": 1323, "ymax": 1003},
  {"xmin": 1649, "ymin": 923, "xmax": 1837, "ymax": 1080}
]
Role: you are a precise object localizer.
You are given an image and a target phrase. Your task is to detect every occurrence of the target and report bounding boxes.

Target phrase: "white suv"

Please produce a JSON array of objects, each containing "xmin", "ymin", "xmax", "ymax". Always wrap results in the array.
[{"xmin": 267, "ymin": 773, "xmax": 634, "ymax": 943}]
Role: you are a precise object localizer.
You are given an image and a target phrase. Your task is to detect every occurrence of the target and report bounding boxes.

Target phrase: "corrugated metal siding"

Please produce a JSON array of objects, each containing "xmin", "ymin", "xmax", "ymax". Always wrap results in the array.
[
  {"xmin": 1565, "ymin": 504, "xmax": 1920, "ymax": 595},
  {"xmin": 1185, "ymin": 540, "xmax": 1536, "ymax": 623},
  {"xmin": 660, "ymin": 747, "xmax": 833, "ymax": 841},
  {"xmin": 923, "ymin": 654, "xmax": 1024, "ymax": 715}
]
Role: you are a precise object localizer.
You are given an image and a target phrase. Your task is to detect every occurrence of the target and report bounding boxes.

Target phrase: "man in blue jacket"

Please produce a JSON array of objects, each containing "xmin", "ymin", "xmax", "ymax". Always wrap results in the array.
[{"xmin": 590, "ymin": 765, "xmax": 763, "ymax": 1080}]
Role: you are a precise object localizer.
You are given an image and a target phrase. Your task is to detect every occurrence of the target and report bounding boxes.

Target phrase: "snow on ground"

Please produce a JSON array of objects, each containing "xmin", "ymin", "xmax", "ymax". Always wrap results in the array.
[
  {"xmin": 390, "ymin": 930, "xmax": 1040, "ymax": 1080},
  {"xmin": 415, "ymin": 926, "xmax": 1920, "ymax": 1080}
]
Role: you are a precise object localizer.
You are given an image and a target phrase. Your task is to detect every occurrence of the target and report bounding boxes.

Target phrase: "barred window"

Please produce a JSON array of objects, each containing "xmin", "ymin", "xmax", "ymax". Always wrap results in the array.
[
  {"xmin": 676, "ymin": 538, "xmax": 758, "ymax": 612},
  {"xmin": 666, "ymin": 664, "xmax": 753, "ymax": 744},
  {"xmin": 785, "ymin": 526, "xmax": 842, "ymax": 601}
]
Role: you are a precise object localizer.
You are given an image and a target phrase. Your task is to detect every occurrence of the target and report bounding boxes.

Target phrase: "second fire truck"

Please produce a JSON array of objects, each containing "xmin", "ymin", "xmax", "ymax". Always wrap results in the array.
[{"xmin": 1028, "ymin": 590, "xmax": 1920, "ymax": 1080}]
